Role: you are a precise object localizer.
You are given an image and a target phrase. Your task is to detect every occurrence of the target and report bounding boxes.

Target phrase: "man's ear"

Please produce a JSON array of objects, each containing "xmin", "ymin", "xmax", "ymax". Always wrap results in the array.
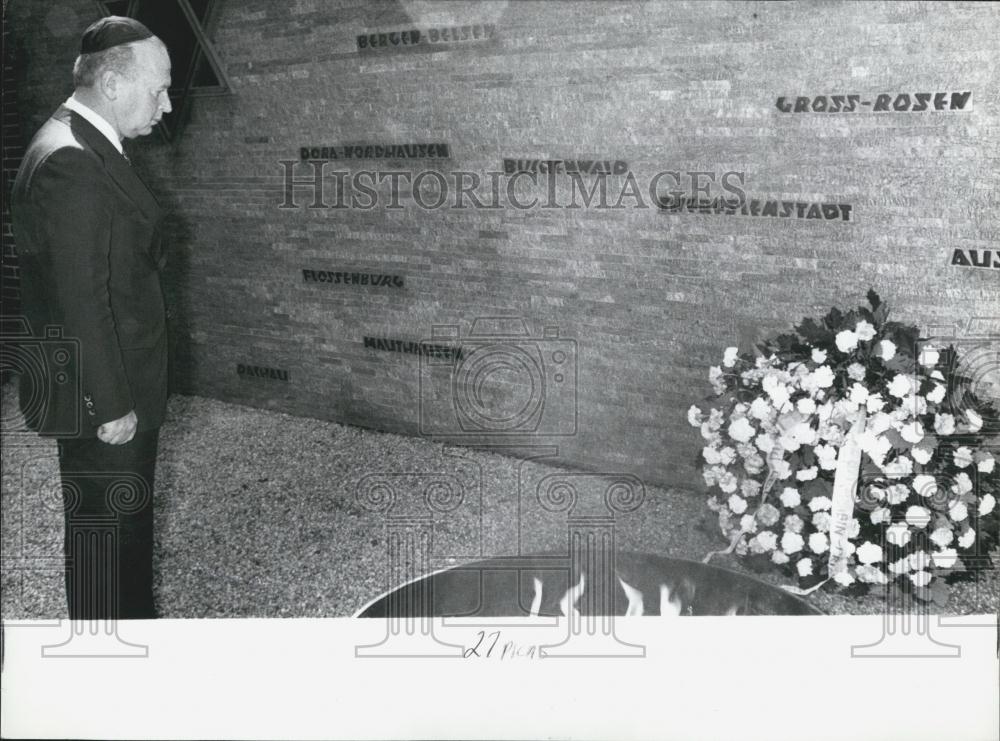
[{"xmin": 99, "ymin": 69, "xmax": 121, "ymax": 101}]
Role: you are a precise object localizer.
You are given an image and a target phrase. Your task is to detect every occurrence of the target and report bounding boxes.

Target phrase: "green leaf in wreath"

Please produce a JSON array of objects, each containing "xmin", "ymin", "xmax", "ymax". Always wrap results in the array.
[
  {"xmin": 866, "ymin": 289, "xmax": 882, "ymax": 312},
  {"xmin": 929, "ymin": 579, "xmax": 950, "ymax": 607},
  {"xmin": 824, "ymin": 307, "xmax": 845, "ymax": 331},
  {"xmin": 796, "ymin": 317, "xmax": 830, "ymax": 345},
  {"xmin": 883, "ymin": 427, "xmax": 908, "ymax": 450}
]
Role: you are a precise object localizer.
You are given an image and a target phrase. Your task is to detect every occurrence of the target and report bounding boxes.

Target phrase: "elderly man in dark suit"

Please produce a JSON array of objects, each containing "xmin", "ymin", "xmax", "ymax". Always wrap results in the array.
[{"xmin": 12, "ymin": 16, "xmax": 173, "ymax": 619}]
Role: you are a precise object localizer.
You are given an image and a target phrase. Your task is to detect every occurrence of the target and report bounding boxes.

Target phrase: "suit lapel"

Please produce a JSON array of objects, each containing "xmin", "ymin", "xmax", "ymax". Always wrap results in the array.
[{"xmin": 56, "ymin": 107, "xmax": 163, "ymax": 224}]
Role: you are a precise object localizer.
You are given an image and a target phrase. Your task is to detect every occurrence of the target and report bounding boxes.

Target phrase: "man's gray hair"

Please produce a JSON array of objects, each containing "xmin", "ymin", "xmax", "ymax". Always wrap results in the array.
[{"xmin": 72, "ymin": 43, "xmax": 137, "ymax": 88}]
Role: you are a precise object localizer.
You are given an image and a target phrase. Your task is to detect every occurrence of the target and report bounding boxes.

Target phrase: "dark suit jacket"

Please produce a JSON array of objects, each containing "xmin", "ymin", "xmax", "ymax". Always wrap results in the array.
[{"xmin": 11, "ymin": 106, "xmax": 168, "ymax": 437}]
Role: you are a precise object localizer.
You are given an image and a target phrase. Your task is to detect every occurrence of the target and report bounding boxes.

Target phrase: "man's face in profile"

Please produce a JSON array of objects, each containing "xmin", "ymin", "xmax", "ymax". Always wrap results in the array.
[{"xmin": 114, "ymin": 38, "xmax": 173, "ymax": 139}]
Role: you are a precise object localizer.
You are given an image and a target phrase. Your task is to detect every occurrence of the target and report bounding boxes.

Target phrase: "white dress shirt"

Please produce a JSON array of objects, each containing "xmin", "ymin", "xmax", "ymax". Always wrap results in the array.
[{"xmin": 63, "ymin": 96, "xmax": 124, "ymax": 155}]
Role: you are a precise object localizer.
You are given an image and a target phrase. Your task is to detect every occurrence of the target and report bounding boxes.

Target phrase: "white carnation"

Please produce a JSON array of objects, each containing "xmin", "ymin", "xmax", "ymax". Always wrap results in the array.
[
  {"xmin": 811, "ymin": 365, "xmax": 836, "ymax": 389},
  {"xmin": 887, "ymin": 374, "xmax": 913, "ymax": 399},
  {"xmin": 866, "ymin": 393, "xmax": 886, "ymax": 413},
  {"xmin": 847, "ymin": 363, "xmax": 867, "ymax": 381},
  {"xmin": 877, "ymin": 339, "xmax": 896, "ymax": 361},
  {"xmin": 909, "ymin": 571, "xmax": 932, "ymax": 588},
  {"xmin": 728, "ymin": 417, "xmax": 755, "ymax": 443},
  {"xmin": 930, "ymin": 527, "xmax": 954, "ymax": 548},
  {"xmin": 899, "ymin": 421, "xmax": 925, "ymax": 445},
  {"xmin": 781, "ymin": 531, "xmax": 804, "ymax": 554},
  {"xmin": 912, "ymin": 474, "xmax": 938, "ymax": 499},
  {"xmin": 933, "ymin": 548, "xmax": 959, "ymax": 569},
  {"xmin": 885, "ymin": 484, "xmax": 909, "ymax": 505},
  {"xmin": 979, "ymin": 494, "xmax": 997, "ymax": 517},
  {"xmin": 951, "ymin": 472, "xmax": 973, "ymax": 496},
  {"xmin": 808, "ymin": 532, "xmax": 829, "ymax": 554},
  {"xmin": 905, "ymin": 506, "xmax": 931, "ymax": 528},
  {"xmin": 756, "ymin": 530, "xmax": 778, "ymax": 551},
  {"xmin": 870, "ymin": 507, "xmax": 891, "ymax": 525},
  {"xmin": 934, "ymin": 413, "xmax": 956, "ymax": 436},
  {"xmin": 815, "ymin": 444, "xmax": 839, "ymax": 471},
  {"xmin": 723, "ymin": 346, "xmax": 739, "ymax": 368},
  {"xmin": 855, "ymin": 321, "xmax": 876, "ymax": 341},
  {"xmin": 856, "ymin": 541, "xmax": 883, "ymax": 565},
  {"xmin": 727, "ymin": 494, "xmax": 748, "ymax": 514},
  {"xmin": 918, "ymin": 347, "xmax": 940, "ymax": 367},
  {"xmin": 796, "ymin": 466, "xmax": 818, "ymax": 481},
  {"xmin": 886, "ymin": 522, "xmax": 912, "ymax": 547},
  {"xmin": 953, "ymin": 447, "xmax": 973, "ymax": 469},
  {"xmin": 977, "ymin": 453, "xmax": 996, "ymax": 474},
  {"xmin": 808, "ymin": 496, "xmax": 832, "ymax": 512},
  {"xmin": 687, "ymin": 405, "xmax": 704, "ymax": 427},
  {"xmin": 779, "ymin": 487, "xmax": 801, "ymax": 507},
  {"xmin": 832, "ymin": 569, "xmax": 856, "ymax": 586},
  {"xmin": 718, "ymin": 472, "xmax": 739, "ymax": 493},
  {"xmin": 835, "ymin": 330, "xmax": 859, "ymax": 353},
  {"xmin": 925, "ymin": 384, "xmax": 946, "ymax": 404},
  {"xmin": 796, "ymin": 397, "xmax": 816, "ymax": 415},
  {"xmin": 882, "ymin": 456, "xmax": 913, "ymax": 479}
]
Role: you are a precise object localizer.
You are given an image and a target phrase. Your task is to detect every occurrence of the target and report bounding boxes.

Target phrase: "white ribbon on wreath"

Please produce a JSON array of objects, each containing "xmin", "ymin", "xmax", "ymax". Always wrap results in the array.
[{"xmin": 703, "ymin": 406, "xmax": 870, "ymax": 597}]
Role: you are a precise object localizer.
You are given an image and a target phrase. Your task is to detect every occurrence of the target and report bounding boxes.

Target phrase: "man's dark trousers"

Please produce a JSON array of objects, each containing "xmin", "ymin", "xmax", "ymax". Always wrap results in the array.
[{"xmin": 58, "ymin": 429, "xmax": 159, "ymax": 620}]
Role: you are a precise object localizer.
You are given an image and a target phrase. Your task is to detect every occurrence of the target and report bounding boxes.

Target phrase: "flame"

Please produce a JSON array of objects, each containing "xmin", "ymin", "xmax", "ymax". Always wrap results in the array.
[
  {"xmin": 559, "ymin": 573, "xmax": 585, "ymax": 618},
  {"xmin": 529, "ymin": 577, "xmax": 543, "ymax": 617},
  {"xmin": 618, "ymin": 577, "xmax": 644, "ymax": 616},
  {"xmin": 660, "ymin": 584, "xmax": 683, "ymax": 616}
]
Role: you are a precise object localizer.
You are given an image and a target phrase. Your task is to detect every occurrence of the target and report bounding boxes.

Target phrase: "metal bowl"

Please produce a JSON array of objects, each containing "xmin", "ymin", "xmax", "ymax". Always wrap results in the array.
[{"xmin": 356, "ymin": 551, "xmax": 823, "ymax": 617}]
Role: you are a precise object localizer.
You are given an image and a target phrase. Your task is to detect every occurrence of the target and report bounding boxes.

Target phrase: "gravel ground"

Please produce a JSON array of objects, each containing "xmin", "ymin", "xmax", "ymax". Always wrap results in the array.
[{"xmin": 2, "ymin": 382, "xmax": 997, "ymax": 618}]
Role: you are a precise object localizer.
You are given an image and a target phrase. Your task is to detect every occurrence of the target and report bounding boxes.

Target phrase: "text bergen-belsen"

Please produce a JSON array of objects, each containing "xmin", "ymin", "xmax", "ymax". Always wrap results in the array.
[{"xmin": 357, "ymin": 24, "xmax": 496, "ymax": 50}]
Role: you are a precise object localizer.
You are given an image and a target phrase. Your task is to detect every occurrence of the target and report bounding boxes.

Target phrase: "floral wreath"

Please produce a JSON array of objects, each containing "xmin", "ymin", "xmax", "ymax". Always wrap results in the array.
[{"xmin": 689, "ymin": 290, "xmax": 999, "ymax": 604}]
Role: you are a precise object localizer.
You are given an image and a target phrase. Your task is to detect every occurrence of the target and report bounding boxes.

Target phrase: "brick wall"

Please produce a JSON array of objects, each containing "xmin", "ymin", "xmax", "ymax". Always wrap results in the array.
[{"xmin": 7, "ymin": 0, "xmax": 999, "ymax": 488}]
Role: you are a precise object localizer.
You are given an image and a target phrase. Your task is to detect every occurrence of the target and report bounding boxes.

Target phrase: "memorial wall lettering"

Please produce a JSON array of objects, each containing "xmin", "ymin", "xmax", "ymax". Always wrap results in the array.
[
  {"xmin": 357, "ymin": 24, "xmax": 496, "ymax": 52},
  {"xmin": 237, "ymin": 363, "xmax": 290, "ymax": 381},
  {"xmin": 303, "ymin": 269, "xmax": 405, "ymax": 288},
  {"xmin": 300, "ymin": 144, "xmax": 450, "ymax": 161},
  {"xmin": 776, "ymin": 91, "xmax": 972, "ymax": 113},
  {"xmin": 363, "ymin": 336, "xmax": 464, "ymax": 361},
  {"xmin": 950, "ymin": 249, "xmax": 999, "ymax": 269},
  {"xmin": 502, "ymin": 158, "xmax": 629, "ymax": 176},
  {"xmin": 658, "ymin": 196, "xmax": 853, "ymax": 221}
]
